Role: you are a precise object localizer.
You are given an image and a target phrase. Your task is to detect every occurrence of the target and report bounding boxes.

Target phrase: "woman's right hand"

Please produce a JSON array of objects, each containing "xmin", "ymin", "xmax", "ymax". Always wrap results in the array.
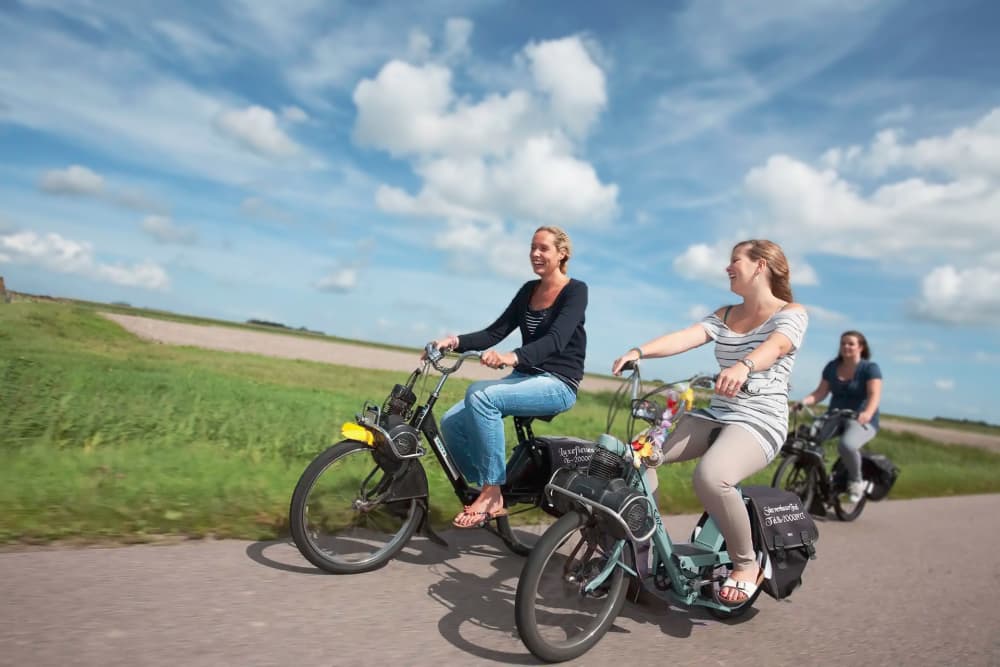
[{"xmin": 611, "ymin": 348, "xmax": 641, "ymax": 376}]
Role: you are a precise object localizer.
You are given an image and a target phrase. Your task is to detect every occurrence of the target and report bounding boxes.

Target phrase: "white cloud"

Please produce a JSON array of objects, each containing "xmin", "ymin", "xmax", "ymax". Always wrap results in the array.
[
  {"xmin": 804, "ymin": 304, "xmax": 847, "ymax": 322},
  {"xmin": 934, "ymin": 378, "xmax": 955, "ymax": 392},
  {"xmin": 39, "ymin": 165, "xmax": 104, "ymax": 195},
  {"xmin": 894, "ymin": 354, "xmax": 924, "ymax": 365},
  {"xmin": 729, "ymin": 107, "xmax": 1000, "ymax": 325},
  {"xmin": 315, "ymin": 267, "xmax": 358, "ymax": 293},
  {"xmin": 37, "ymin": 165, "xmax": 165, "ymax": 214},
  {"xmin": 215, "ymin": 105, "xmax": 301, "ymax": 158},
  {"xmin": 913, "ymin": 265, "xmax": 1000, "ymax": 325},
  {"xmin": 687, "ymin": 304, "xmax": 711, "ymax": 320},
  {"xmin": 0, "ymin": 27, "xmax": 323, "ymax": 187},
  {"xmin": 281, "ymin": 106, "xmax": 308, "ymax": 123},
  {"xmin": 673, "ymin": 240, "xmax": 817, "ymax": 290},
  {"xmin": 141, "ymin": 216, "xmax": 198, "ymax": 245},
  {"xmin": 674, "ymin": 243, "xmax": 726, "ymax": 284},
  {"xmin": 524, "ymin": 36, "xmax": 606, "ymax": 138},
  {"xmin": 240, "ymin": 197, "xmax": 293, "ymax": 224},
  {"xmin": 152, "ymin": 19, "xmax": 229, "ymax": 63},
  {"xmin": 975, "ymin": 351, "xmax": 1000, "ymax": 364},
  {"xmin": 875, "ymin": 104, "xmax": 914, "ymax": 127},
  {"xmin": 352, "ymin": 35, "xmax": 619, "ymax": 276},
  {"xmin": 408, "ymin": 28, "xmax": 432, "ymax": 61},
  {"xmin": 432, "ymin": 220, "xmax": 529, "ymax": 280},
  {"xmin": 857, "ymin": 109, "xmax": 1000, "ymax": 179},
  {"xmin": 443, "ymin": 18, "xmax": 473, "ymax": 61},
  {"xmin": 0, "ymin": 230, "xmax": 168, "ymax": 289}
]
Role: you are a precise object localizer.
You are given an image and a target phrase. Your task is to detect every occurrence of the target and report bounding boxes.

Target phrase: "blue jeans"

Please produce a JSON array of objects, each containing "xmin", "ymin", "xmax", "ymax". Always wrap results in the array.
[
  {"xmin": 838, "ymin": 420, "xmax": 878, "ymax": 482},
  {"xmin": 439, "ymin": 371, "xmax": 577, "ymax": 486}
]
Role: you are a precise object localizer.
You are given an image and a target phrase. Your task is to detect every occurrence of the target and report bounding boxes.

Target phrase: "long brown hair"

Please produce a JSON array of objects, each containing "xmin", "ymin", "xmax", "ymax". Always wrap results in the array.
[
  {"xmin": 535, "ymin": 225, "xmax": 572, "ymax": 274},
  {"xmin": 837, "ymin": 330, "xmax": 871, "ymax": 361},
  {"xmin": 734, "ymin": 239, "xmax": 793, "ymax": 302}
]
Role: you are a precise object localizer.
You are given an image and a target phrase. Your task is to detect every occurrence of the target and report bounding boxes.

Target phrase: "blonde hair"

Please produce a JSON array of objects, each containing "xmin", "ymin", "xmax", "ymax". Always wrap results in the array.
[
  {"xmin": 535, "ymin": 225, "xmax": 572, "ymax": 274},
  {"xmin": 734, "ymin": 239, "xmax": 793, "ymax": 302}
]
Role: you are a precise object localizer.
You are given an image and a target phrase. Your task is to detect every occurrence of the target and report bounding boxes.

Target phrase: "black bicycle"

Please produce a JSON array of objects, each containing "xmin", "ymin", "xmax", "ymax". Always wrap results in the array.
[
  {"xmin": 288, "ymin": 343, "xmax": 626, "ymax": 574},
  {"xmin": 771, "ymin": 407, "xmax": 869, "ymax": 521}
]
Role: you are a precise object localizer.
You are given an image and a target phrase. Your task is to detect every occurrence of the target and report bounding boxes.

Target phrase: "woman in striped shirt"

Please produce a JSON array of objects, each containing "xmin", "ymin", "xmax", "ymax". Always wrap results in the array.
[{"xmin": 612, "ymin": 239, "xmax": 808, "ymax": 606}]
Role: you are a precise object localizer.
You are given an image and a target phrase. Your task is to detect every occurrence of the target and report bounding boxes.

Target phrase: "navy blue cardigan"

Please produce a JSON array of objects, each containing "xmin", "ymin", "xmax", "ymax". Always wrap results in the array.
[{"xmin": 456, "ymin": 279, "xmax": 588, "ymax": 390}]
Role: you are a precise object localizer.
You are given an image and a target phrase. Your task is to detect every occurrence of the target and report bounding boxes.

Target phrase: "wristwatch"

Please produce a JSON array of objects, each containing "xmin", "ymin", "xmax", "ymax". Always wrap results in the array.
[{"xmin": 739, "ymin": 358, "xmax": 755, "ymax": 372}]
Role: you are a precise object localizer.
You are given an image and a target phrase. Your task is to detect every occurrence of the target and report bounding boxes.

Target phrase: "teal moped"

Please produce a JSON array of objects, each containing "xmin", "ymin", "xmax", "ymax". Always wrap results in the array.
[{"xmin": 514, "ymin": 362, "xmax": 772, "ymax": 663}]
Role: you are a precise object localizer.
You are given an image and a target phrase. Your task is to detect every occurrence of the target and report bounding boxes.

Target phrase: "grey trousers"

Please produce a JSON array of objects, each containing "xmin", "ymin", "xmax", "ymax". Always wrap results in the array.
[
  {"xmin": 838, "ymin": 420, "xmax": 878, "ymax": 482},
  {"xmin": 660, "ymin": 415, "xmax": 769, "ymax": 571}
]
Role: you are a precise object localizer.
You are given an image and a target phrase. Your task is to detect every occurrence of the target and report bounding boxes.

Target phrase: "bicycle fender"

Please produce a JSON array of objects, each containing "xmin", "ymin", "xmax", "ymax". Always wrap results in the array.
[{"xmin": 383, "ymin": 460, "xmax": 430, "ymax": 503}]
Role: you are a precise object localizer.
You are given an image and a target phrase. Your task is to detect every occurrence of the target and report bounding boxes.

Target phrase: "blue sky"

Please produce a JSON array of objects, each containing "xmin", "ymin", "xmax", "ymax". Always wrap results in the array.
[{"xmin": 2, "ymin": 0, "xmax": 999, "ymax": 423}]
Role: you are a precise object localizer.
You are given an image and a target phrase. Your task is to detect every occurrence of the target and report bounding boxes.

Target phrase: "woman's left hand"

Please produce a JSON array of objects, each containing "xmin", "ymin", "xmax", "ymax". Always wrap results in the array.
[
  {"xmin": 715, "ymin": 363, "xmax": 750, "ymax": 398},
  {"xmin": 481, "ymin": 350, "xmax": 517, "ymax": 369},
  {"xmin": 857, "ymin": 411, "xmax": 874, "ymax": 426}
]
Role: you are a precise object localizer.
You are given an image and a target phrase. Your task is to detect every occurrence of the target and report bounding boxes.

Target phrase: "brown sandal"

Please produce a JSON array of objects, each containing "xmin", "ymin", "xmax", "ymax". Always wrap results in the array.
[{"xmin": 451, "ymin": 507, "xmax": 508, "ymax": 529}]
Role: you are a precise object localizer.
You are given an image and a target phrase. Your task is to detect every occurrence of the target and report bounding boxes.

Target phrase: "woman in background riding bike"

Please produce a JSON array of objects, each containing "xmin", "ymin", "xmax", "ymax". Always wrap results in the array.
[
  {"xmin": 612, "ymin": 239, "xmax": 807, "ymax": 606},
  {"xmin": 428, "ymin": 226, "xmax": 588, "ymax": 529},
  {"xmin": 794, "ymin": 331, "xmax": 883, "ymax": 503}
]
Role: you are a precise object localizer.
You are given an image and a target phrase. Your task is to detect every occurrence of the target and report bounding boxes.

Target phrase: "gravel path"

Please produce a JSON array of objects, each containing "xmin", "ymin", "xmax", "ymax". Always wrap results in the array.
[{"xmin": 103, "ymin": 312, "xmax": 1000, "ymax": 452}]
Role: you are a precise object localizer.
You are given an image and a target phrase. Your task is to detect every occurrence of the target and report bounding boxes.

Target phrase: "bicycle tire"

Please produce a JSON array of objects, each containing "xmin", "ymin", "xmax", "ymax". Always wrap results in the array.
[
  {"xmin": 832, "ymin": 486, "xmax": 868, "ymax": 521},
  {"xmin": 771, "ymin": 455, "xmax": 817, "ymax": 513},
  {"xmin": 289, "ymin": 440, "xmax": 424, "ymax": 574},
  {"xmin": 514, "ymin": 511, "xmax": 628, "ymax": 663}
]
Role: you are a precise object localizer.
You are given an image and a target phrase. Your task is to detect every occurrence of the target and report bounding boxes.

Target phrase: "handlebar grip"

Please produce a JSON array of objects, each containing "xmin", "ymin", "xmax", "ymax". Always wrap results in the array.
[{"xmin": 619, "ymin": 360, "xmax": 637, "ymax": 373}]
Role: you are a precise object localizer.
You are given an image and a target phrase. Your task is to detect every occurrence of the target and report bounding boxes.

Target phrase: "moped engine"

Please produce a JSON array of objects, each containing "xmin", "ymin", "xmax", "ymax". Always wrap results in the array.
[{"xmin": 548, "ymin": 434, "xmax": 655, "ymax": 540}]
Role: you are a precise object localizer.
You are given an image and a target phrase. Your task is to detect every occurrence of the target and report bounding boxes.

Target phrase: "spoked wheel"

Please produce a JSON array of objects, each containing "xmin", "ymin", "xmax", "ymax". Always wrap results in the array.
[
  {"xmin": 832, "ymin": 485, "xmax": 868, "ymax": 521},
  {"xmin": 515, "ymin": 511, "xmax": 629, "ymax": 663},
  {"xmin": 771, "ymin": 456, "xmax": 816, "ymax": 513},
  {"xmin": 289, "ymin": 440, "xmax": 425, "ymax": 574}
]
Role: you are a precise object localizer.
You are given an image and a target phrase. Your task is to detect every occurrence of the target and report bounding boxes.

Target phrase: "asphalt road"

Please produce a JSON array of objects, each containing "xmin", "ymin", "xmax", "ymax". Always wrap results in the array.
[{"xmin": 3, "ymin": 494, "xmax": 998, "ymax": 667}]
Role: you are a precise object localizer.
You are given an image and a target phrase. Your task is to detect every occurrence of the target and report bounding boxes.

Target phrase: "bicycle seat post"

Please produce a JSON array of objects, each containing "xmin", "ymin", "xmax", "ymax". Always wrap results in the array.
[{"xmin": 514, "ymin": 416, "xmax": 534, "ymax": 445}]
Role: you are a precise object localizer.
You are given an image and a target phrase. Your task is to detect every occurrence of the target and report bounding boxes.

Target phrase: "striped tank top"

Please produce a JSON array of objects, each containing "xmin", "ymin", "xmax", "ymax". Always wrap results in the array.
[{"xmin": 690, "ymin": 307, "xmax": 809, "ymax": 461}]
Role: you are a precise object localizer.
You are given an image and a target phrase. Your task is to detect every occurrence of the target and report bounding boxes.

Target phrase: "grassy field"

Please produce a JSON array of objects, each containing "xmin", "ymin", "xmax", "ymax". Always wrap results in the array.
[{"xmin": 2, "ymin": 301, "xmax": 999, "ymax": 544}]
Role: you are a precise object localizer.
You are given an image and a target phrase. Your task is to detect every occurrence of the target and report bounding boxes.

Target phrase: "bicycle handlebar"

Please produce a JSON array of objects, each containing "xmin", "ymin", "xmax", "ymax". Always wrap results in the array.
[{"xmin": 423, "ymin": 342, "xmax": 482, "ymax": 375}]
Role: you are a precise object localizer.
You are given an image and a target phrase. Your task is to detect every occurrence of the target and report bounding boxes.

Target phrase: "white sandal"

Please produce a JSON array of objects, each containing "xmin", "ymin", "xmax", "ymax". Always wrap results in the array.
[{"xmin": 719, "ymin": 569, "xmax": 764, "ymax": 607}]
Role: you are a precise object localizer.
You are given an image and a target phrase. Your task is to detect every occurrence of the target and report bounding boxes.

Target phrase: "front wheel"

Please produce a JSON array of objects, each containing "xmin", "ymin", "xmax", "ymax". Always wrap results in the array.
[
  {"xmin": 289, "ymin": 440, "xmax": 425, "ymax": 574},
  {"xmin": 514, "ymin": 511, "xmax": 629, "ymax": 663},
  {"xmin": 771, "ymin": 455, "xmax": 816, "ymax": 513}
]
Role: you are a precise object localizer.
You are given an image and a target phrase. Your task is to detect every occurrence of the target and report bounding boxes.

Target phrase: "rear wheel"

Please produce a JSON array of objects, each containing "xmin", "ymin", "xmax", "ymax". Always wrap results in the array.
[
  {"xmin": 289, "ymin": 440, "xmax": 424, "ymax": 574},
  {"xmin": 832, "ymin": 486, "xmax": 868, "ymax": 521},
  {"xmin": 771, "ymin": 456, "xmax": 816, "ymax": 513},
  {"xmin": 515, "ymin": 511, "xmax": 629, "ymax": 663}
]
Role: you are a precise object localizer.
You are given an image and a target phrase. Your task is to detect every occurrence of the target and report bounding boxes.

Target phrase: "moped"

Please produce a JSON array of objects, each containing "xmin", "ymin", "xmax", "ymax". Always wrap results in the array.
[
  {"xmin": 288, "ymin": 343, "xmax": 605, "ymax": 573},
  {"xmin": 514, "ymin": 362, "xmax": 779, "ymax": 663}
]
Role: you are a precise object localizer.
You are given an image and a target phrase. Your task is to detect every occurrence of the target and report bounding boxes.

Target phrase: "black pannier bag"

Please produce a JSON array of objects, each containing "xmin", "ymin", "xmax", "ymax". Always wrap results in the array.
[
  {"xmin": 862, "ymin": 454, "xmax": 900, "ymax": 501},
  {"xmin": 831, "ymin": 453, "xmax": 900, "ymax": 501},
  {"xmin": 504, "ymin": 436, "xmax": 595, "ymax": 517},
  {"xmin": 742, "ymin": 485, "xmax": 819, "ymax": 600}
]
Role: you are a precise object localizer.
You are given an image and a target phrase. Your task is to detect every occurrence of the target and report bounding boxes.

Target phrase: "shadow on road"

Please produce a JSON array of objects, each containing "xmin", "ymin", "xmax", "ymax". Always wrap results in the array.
[
  {"xmin": 245, "ymin": 528, "xmax": 759, "ymax": 663},
  {"xmin": 421, "ymin": 529, "xmax": 757, "ymax": 663},
  {"xmin": 244, "ymin": 539, "xmax": 329, "ymax": 575}
]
